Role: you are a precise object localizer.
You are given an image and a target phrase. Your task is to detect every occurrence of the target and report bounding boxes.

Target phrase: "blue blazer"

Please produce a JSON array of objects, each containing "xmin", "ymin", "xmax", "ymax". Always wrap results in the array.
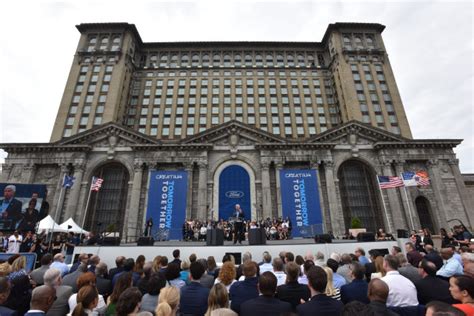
[
  {"xmin": 229, "ymin": 277, "xmax": 259, "ymax": 314},
  {"xmin": 296, "ymin": 294, "xmax": 344, "ymax": 316},
  {"xmin": 179, "ymin": 281, "xmax": 210, "ymax": 316},
  {"xmin": 240, "ymin": 296, "xmax": 292, "ymax": 316},
  {"xmin": 340, "ymin": 279, "xmax": 369, "ymax": 304}
]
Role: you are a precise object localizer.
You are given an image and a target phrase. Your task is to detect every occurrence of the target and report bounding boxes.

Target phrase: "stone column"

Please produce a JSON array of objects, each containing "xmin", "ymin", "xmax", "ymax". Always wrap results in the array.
[
  {"xmin": 197, "ymin": 162, "xmax": 208, "ymax": 220},
  {"xmin": 312, "ymin": 161, "xmax": 327, "ymax": 232},
  {"xmin": 64, "ymin": 163, "xmax": 85, "ymax": 221},
  {"xmin": 0, "ymin": 164, "xmax": 13, "ymax": 182},
  {"xmin": 427, "ymin": 159, "xmax": 448, "ymax": 230},
  {"xmin": 380, "ymin": 161, "xmax": 404, "ymax": 232},
  {"xmin": 323, "ymin": 160, "xmax": 344, "ymax": 236},
  {"xmin": 185, "ymin": 164, "xmax": 193, "ymax": 220},
  {"xmin": 21, "ymin": 164, "xmax": 36, "ymax": 183},
  {"xmin": 448, "ymin": 159, "xmax": 474, "ymax": 228},
  {"xmin": 275, "ymin": 163, "xmax": 283, "ymax": 218},
  {"xmin": 394, "ymin": 160, "xmax": 418, "ymax": 230},
  {"xmin": 127, "ymin": 161, "xmax": 144, "ymax": 242},
  {"xmin": 51, "ymin": 164, "xmax": 69, "ymax": 223},
  {"xmin": 261, "ymin": 162, "xmax": 272, "ymax": 221}
]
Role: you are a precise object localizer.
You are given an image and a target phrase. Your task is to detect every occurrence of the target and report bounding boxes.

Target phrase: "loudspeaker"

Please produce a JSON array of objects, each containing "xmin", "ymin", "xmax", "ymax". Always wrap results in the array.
[
  {"xmin": 372, "ymin": 248, "xmax": 389, "ymax": 256},
  {"xmin": 137, "ymin": 237, "xmax": 154, "ymax": 246},
  {"xmin": 206, "ymin": 228, "xmax": 224, "ymax": 246},
  {"xmin": 226, "ymin": 252, "xmax": 242, "ymax": 265},
  {"xmin": 397, "ymin": 229, "xmax": 409, "ymax": 238},
  {"xmin": 314, "ymin": 234, "xmax": 332, "ymax": 243},
  {"xmin": 357, "ymin": 232, "xmax": 376, "ymax": 242},
  {"xmin": 249, "ymin": 228, "xmax": 267, "ymax": 245},
  {"xmin": 102, "ymin": 237, "xmax": 121, "ymax": 246}
]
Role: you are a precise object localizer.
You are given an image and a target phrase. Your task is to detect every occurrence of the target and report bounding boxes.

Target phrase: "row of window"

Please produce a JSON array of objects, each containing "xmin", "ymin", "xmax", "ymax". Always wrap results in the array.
[
  {"xmin": 86, "ymin": 35, "xmax": 121, "ymax": 52},
  {"xmin": 342, "ymin": 33, "xmax": 376, "ymax": 50}
]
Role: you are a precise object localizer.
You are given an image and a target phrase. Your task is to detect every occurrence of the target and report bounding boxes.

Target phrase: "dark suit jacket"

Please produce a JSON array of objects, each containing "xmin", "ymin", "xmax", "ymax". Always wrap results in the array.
[
  {"xmin": 30, "ymin": 265, "xmax": 50, "ymax": 285},
  {"xmin": 61, "ymin": 270, "xmax": 83, "ymax": 293},
  {"xmin": 414, "ymin": 276, "xmax": 456, "ymax": 305},
  {"xmin": 96, "ymin": 276, "xmax": 112, "ymax": 299},
  {"xmin": 340, "ymin": 279, "xmax": 369, "ymax": 304},
  {"xmin": 42, "ymin": 285, "xmax": 72, "ymax": 316},
  {"xmin": 199, "ymin": 273, "xmax": 214, "ymax": 289},
  {"xmin": 276, "ymin": 281, "xmax": 311, "ymax": 311},
  {"xmin": 240, "ymin": 295, "xmax": 292, "ymax": 316},
  {"xmin": 24, "ymin": 312, "xmax": 46, "ymax": 316},
  {"xmin": 229, "ymin": 277, "xmax": 259, "ymax": 314},
  {"xmin": 179, "ymin": 281, "xmax": 210, "ymax": 316},
  {"xmin": 108, "ymin": 266, "xmax": 124, "ymax": 280},
  {"xmin": 0, "ymin": 198, "xmax": 22, "ymax": 229},
  {"xmin": 0, "ymin": 305, "xmax": 18, "ymax": 316},
  {"xmin": 369, "ymin": 301, "xmax": 399, "ymax": 316},
  {"xmin": 296, "ymin": 294, "xmax": 344, "ymax": 316}
]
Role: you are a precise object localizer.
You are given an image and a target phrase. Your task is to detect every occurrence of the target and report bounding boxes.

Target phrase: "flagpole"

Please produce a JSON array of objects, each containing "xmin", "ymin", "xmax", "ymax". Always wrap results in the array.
[
  {"xmin": 79, "ymin": 179, "xmax": 94, "ymax": 244},
  {"xmin": 48, "ymin": 174, "xmax": 66, "ymax": 252},
  {"xmin": 376, "ymin": 175, "xmax": 393, "ymax": 233},
  {"xmin": 401, "ymin": 177, "xmax": 415, "ymax": 231}
]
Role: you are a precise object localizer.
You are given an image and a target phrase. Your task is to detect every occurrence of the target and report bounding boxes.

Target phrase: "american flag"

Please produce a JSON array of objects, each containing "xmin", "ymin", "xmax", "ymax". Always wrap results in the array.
[
  {"xmin": 90, "ymin": 176, "xmax": 104, "ymax": 191},
  {"xmin": 377, "ymin": 175, "xmax": 404, "ymax": 189}
]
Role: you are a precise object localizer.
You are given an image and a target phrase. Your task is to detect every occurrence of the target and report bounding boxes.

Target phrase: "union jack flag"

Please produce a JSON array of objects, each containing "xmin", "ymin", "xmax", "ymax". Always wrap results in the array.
[
  {"xmin": 90, "ymin": 176, "xmax": 104, "ymax": 192},
  {"xmin": 377, "ymin": 175, "xmax": 404, "ymax": 189}
]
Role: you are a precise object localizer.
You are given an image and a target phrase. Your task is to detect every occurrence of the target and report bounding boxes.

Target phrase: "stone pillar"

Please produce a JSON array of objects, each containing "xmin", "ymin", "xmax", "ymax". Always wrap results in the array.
[
  {"xmin": 197, "ymin": 162, "xmax": 208, "ymax": 220},
  {"xmin": 21, "ymin": 164, "xmax": 36, "ymax": 183},
  {"xmin": 127, "ymin": 162, "xmax": 144, "ymax": 242},
  {"xmin": 64, "ymin": 163, "xmax": 85, "ymax": 221},
  {"xmin": 448, "ymin": 159, "xmax": 474, "ymax": 228},
  {"xmin": 312, "ymin": 161, "xmax": 327, "ymax": 232},
  {"xmin": 275, "ymin": 163, "xmax": 283, "ymax": 218},
  {"xmin": 51, "ymin": 164, "xmax": 69, "ymax": 223},
  {"xmin": 0, "ymin": 164, "xmax": 13, "ymax": 182},
  {"xmin": 427, "ymin": 159, "xmax": 448, "ymax": 230},
  {"xmin": 185, "ymin": 164, "xmax": 193, "ymax": 220},
  {"xmin": 394, "ymin": 161, "xmax": 418, "ymax": 230},
  {"xmin": 323, "ymin": 160, "xmax": 345, "ymax": 236},
  {"xmin": 261, "ymin": 162, "xmax": 272, "ymax": 221},
  {"xmin": 378, "ymin": 161, "xmax": 406, "ymax": 233}
]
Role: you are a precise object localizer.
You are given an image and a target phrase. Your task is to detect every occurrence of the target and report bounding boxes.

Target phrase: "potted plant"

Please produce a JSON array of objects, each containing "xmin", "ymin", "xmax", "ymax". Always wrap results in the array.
[{"xmin": 349, "ymin": 217, "xmax": 366, "ymax": 238}]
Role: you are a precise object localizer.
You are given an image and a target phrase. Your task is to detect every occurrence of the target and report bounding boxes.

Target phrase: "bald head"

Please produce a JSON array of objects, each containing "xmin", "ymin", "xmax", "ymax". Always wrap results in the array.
[
  {"xmin": 31, "ymin": 285, "xmax": 56, "ymax": 312},
  {"xmin": 368, "ymin": 278, "xmax": 389, "ymax": 302},
  {"xmin": 440, "ymin": 248, "xmax": 454, "ymax": 260}
]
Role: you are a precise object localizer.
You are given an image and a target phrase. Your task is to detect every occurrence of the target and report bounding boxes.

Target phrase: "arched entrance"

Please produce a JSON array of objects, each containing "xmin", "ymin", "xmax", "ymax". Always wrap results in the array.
[
  {"xmin": 338, "ymin": 160, "xmax": 384, "ymax": 233},
  {"xmin": 218, "ymin": 165, "xmax": 251, "ymax": 221},
  {"xmin": 84, "ymin": 163, "xmax": 129, "ymax": 236},
  {"xmin": 415, "ymin": 196, "xmax": 435, "ymax": 233}
]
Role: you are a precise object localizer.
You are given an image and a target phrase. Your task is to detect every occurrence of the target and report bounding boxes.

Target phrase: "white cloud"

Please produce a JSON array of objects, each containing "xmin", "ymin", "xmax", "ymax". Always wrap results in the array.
[{"xmin": 0, "ymin": 0, "xmax": 472, "ymax": 172}]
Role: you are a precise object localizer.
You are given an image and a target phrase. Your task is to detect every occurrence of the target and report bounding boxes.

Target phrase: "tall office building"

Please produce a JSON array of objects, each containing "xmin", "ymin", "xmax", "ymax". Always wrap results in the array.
[{"xmin": 1, "ymin": 23, "xmax": 471, "ymax": 241}]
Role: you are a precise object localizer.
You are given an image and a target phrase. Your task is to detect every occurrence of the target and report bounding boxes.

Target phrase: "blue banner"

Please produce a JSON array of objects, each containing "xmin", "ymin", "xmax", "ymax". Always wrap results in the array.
[
  {"xmin": 218, "ymin": 165, "xmax": 250, "ymax": 221},
  {"xmin": 146, "ymin": 171, "xmax": 188, "ymax": 240},
  {"xmin": 280, "ymin": 169, "xmax": 323, "ymax": 237}
]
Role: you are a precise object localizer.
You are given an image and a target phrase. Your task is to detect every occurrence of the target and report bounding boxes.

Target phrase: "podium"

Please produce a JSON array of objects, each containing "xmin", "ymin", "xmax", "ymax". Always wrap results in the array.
[
  {"xmin": 248, "ymin": 228, "xmax": 266, "ymax": 245},
  {"xmin": 206, "ymin": 228, "xmax": 224, "ymax": 246}
]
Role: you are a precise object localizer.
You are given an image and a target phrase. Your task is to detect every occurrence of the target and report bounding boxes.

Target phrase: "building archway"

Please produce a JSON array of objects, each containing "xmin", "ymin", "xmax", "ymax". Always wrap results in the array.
[
  {"xmin": 415, "ymin": 196, "xmax": 435, "ymax": 233},
  {"xmin": 338, "ymin": 159, "xmax": 384, "ymax": 233},
  {"xmin": 84, "ymin": 162, "xmax": 130, "ymax": 237}
]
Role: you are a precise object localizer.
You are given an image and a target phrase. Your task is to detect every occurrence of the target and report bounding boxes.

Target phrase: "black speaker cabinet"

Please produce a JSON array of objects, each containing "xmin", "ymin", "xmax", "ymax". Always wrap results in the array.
[
  {"xmin": 102, "ymin": 237, "xmax": 121, "ymax": 246},
  {"xmin": 206, "ymin": 228, "xmax": 224, "ymax": 246},
  {"xmin": 249, "ymin": 228, "xmax": 267, "ymax": 245},
  {"xmin": 357, "ymin": 232, "xmax": 376, "ymax": 242},
  {"xmin": 397, "ymin": 229, "xmax": 409, "ymax": 238},
  {"xmin": 226, "ymin": 252, "xmax": 242, "ymax": 265},
  {"xmin": 137, "ymin": 237, "xmax": 154, "ymax": 246},
  {"xmin": 314, "ymin": 234, "xmax": 332, "ymax": 243}
]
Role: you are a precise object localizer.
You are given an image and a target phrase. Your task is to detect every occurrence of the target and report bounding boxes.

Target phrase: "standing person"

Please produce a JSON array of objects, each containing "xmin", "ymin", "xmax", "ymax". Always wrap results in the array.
[
  {"xmin": 7, "ymin": 231, "xmax": 22, "ymax": 254},
  {"xmin": 20, "ymin": 199, "xmax": 39, "ymax": 232},
  {"xmin": 144, "ymin": 218, "xmax": 153, "ymax": 237},
  {"xmin": 0, "ymin": 185, "xmax": 23, "ymax": 230},
  {"xmin": 20, "ymin": 231, "xmax": 34, "ymax": 253},
  {"xmin": 64, "ymin": 232, "xmax": 79, "ymax": 265},
  {"xmin": 232, "ymin": 204, "xmax": 245, "ymax": 245},
  {"xmin": 51, "ymin": 235, "xmax": 63, "ymax": 256}
]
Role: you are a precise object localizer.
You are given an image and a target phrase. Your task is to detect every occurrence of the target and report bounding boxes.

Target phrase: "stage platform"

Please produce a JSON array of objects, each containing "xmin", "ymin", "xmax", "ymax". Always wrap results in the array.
[{"xmin": 74, "ymin": 238, "xmax": 408, "ymax": 269}]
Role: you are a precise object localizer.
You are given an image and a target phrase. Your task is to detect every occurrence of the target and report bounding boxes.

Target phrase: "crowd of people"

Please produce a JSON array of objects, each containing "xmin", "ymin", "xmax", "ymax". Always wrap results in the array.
[{"xmin": 0, "ymin": 231, "xmax": 472, "ymax": 315}]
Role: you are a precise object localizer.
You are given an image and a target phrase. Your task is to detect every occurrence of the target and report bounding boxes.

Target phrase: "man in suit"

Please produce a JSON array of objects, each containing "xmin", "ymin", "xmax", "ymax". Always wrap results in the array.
[
  {"xmin": 241, "ymin": 271, "xmax": 292, "ymax": 315},
  {"xmin": 396, "ymin": 253, "xmax": 422, "ymax": 284},
  {"xmin": 415, "ymin": 259, "xmax": 456, "ymax": 305},
  {"xmin": 229, "ymin": 261, "xmax": 259, "ymax": 314},
  {"xmin": 296, "ymin": 265, "xmax": 343, "ymax": 316},
  {"xmin": 95, "ymin": 262, "xmax": 112, "ymax": 300},
  {"xmin": 276, "ymin": 261, "xmax": 310, "ymax": 311},
  {"xmin": 62, "ymin": 263, "xmax": 87, "ymax": 293},
  {"xmin": 233, "ymin": 204, "xmax": 245, "ymax": 244},
  {"xmin": 30, "ymin": 254, "xmax": 52, "ymax": 286},
  {"xmin": 367, "ymin": 278, "xmax": 399, "ymax": 316},
  {"xmin": 108, "ymin": 255, "xmax": 126, "ymax": 280},
  {"xmin": 34, "ymin": 268, "xmax": 73, "ymax": 316},
  {"xmin": 340, "ymin": 262, "xmax": 369, "ymax": 304},
  {"xmin": 24, "ymin": 285, "xmax": 56, "ymax": 316},
  {"xmin": 0, "ymin": 277, "xmax": 17, "ymax": 316},
  {"xmin": 170, "ymin": 249, "xmax": 181, "ymax": 267},
  {"xmin": 179, "ymin": 261, "xmax": 210, "ymax": 316},
  {"xmin": 69, "ymin": 253, "xmax": 89, "ymax": 274},
  {"xmin": 197, "ymin": 259, "xmax": 214, "ymax": 289},
  {"xmin": 0, "ymin": 185, "xmax": 23, "ymax": 230}
]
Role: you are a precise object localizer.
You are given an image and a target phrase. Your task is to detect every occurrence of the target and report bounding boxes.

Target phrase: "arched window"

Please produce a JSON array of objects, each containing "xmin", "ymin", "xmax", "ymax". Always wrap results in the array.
[
  {"xmin": 87, "ymin": 36, "xmax": 97, "ymax": 52},
  {"xmin": 84, "ymin": 163, "xmax": 130, "ymax": 237},
  {"xmin": 338, "ymin": 160, "xmax": 384, "ymax": 233},
  {"xmin": 286, "ymin": 54, "xmax": 295, "ymax": 67},
  {"xmin": 415, "ymin": 196, "xmax": 435, "ymax": 233},
  {"xmin": 111, "ymin": 36, "xmax": 121, "ymax": 51},
  {"xmin": 234, "ymin": 54, "xmax": 242, "ymax": 66},
  {"xmin": 191, "ymin": 54, "xmax": 199, "ymax": 67},
  {"xmin": 180, "ymin": 54, "xmax": 189, "ymax": 66},
  {"xmin": 266, "ymin": 54, "xmax": 273, "ymax": 66},
  {"xmin": 99, "ymin": 37, "xmax": 109, "ymax": 50}
]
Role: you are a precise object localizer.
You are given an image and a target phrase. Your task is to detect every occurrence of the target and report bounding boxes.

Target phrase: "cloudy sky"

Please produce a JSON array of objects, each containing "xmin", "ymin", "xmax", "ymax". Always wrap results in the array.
[{"xmin": 0, "ymin": 0, "xmax": 472, "ymax": 172}]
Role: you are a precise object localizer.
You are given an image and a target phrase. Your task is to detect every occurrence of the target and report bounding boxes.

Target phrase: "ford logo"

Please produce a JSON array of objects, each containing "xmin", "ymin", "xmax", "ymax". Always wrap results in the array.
[{"xmin": 225, "ymin": 191, "xmax": 244, "ymax": 198}]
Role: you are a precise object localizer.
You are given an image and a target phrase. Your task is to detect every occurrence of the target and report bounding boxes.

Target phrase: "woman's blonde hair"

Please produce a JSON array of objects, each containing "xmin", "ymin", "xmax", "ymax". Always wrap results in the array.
[
  {"xmin": 205, "ymin": 284, "xmax": 229, "ymax": 316},
  {"xmin": 323, "ymin": 266, "xmax": 337, "ymax": 296},
  {"xmin": 374, "ymin": 256, "xmax": 386, "ymax": 277},
  {"xmin": 217, "ymin": 262, "xmax": 236, "ymax": 286},
  {"xmin": 156, "ymin": 286, "xmax": 180, "ymax": 316},
  {"xmin": 11, "ymin": 256, "xmax": 26, "ymax": 272}
]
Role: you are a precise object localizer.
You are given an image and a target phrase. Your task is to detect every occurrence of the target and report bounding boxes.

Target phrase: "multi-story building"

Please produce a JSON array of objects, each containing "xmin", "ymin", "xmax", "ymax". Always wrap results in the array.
[{"xmin": 1, "ymin": 22, "xmax": 471, "ymax": 241}]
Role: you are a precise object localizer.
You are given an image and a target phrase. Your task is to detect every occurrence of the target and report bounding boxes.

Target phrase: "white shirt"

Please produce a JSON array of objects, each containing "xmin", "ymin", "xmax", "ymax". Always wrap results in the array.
[
  {"xmin": 214, "ymin": 278, "xmax": 236, "ymax": 292},
  {"xmin": 7, "ymin": 235, "xmax": 22, "ymax": 253},
  {"xmin": 381, "ymin": 271, "xmax": 419, "ymax": 307},
  {"xmin": 259, "ymin": 263, "xmax": 273, "ymax": 274},
  {"xmin": 272, "ymin": 271, "xmax": 287, "ymax": 286}
]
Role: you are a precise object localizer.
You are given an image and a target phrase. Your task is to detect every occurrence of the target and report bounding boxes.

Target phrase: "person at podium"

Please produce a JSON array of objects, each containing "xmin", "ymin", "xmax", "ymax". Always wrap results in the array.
[{"xmin": 233, "ymin": 204, "xmax": 245, "ymax": 244}]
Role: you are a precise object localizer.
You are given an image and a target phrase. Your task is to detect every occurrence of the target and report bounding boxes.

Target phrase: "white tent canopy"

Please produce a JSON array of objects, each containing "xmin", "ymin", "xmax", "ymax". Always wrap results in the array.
[
  {"xmin": 59, "ymin": 217, "xmax": 89, "ymax": 234},
  {"xmin": 37, "ymin": 215, "xmax": 67, "ymax": 233}
]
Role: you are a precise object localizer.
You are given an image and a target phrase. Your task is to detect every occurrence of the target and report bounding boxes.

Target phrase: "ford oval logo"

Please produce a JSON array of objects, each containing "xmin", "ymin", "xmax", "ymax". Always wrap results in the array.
[{"xmin": 225, "ymin": 191, "xmax": 244, "ymax": 198}]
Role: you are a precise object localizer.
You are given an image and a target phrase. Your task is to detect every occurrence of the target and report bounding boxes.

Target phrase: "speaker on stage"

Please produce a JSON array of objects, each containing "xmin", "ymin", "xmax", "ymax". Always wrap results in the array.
[
  {"xmin": 397, "ymin": 229, "xmax": 409, "ymax": 238},
  {"xmin": 101, "ymin": 237, "xmax": 121, "ymax": 246},
  {"xmin": 314, "ymin": 234, "xmax": 332, "ymax": 243},
  {"xmin": 206, "ymin": 228, "xmax": 224, "ymax": 246},
  {"xmin": 137, "ymin": 237, "xmax": 154, "ymax": 246},
  {"xmin": 357, "ymin": 232, "xmax": 376, "ymax": 242},
  {"xmin": 249, "ymin": 228, "xmax": 266, "ymax": 245}
]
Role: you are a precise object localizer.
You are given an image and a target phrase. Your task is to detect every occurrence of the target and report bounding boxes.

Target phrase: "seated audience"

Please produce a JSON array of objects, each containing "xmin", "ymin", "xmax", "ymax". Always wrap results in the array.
[
  {"xmin": 381, "ymin": 254, "xmax": 419, "ymax": 307},
  {"xmin": 415, "ymin": 259, "xmax": 455, "ymax": 305},
  {"xmin": 69, "ymin": 272, "xmax": 106, "ymax": 315},
  {"xmin": 106, "ymin": 272, "xmax": 133, "ymax": 316},
  {"xmin": 214, "ymin": 261, "xmax": 237, "ymax": 291},
  {"xmin": 326, "ymin": 259, "xmax": 346, "ymax": 289},
  {"xmin": 30, "ymin": 254, "xmax": 52, "ymax": 286},
  {"xmin": 425, "ymin": 301, "xmax": 465, "ymax": 316},
  {"xmin": 437, "ymin": 248, "xmax": 464, "ymax": 279},
  {"xmin": 95, "ymin": 262, "xmax": 112, "ymax": 301},
  {"xmin": 340, "ymin": 262, "xmax": 369, "ymax": 304},
  {"xmin": 449, "ymin": 275, "xmax": 474, "ymax": 315},
  {"xmin": 271, "ymin": 257, "xmax": 286, "ymax": 286},
  {"xmin": 397, "ymin": 253, "xmax": 422, "ymax": 284},
  {"xmin": 115, "ymin": 287, "xmax": 152, "ymax": 316},
  {"xmin": 165, "ymin": 263, "xmax": 185, "ymax": 289},
  {"xmin": 70, "ymin": 285, "xmax": 98, "ymax": 316},
  {"xmin": 367, "ymin": 278, "xmax": 398, "ymax": 316},
  {"xmin": 180, "ymin": 261, "xmax": 210, "ymax": 316},
  {"xmin": 25, "ymin": 285, "xmax": 56, "ymax": 316},
  {"xmin": 336, "ymin": 254, "xmax": 353, "ymax": 284},
  {"xmin": 0, "ymin": 276, "xmax": 16, "ymax": 316},
  {"xmin": 205, "ymin": 283, "xmax": 236, "ymax": 316},
  {"xmin": 36, "ymin": 268, "xmax": 73, "ymax": 316},
  {"xmin": 323, "ymin": 266, "xmax": 341, "ymax": 300},
  {"xmin": 276, "ymin": 261, "xmax": 310, "ymax": 310},
  {"xmin": 229, "ymin": 261, "xmax": 259, "ymax": 314},
  {"xmin": 140, "ymin": 274, "xmax": 166, "ymax": 314},
  {"xmin": 156, "ymin": 287, "xmax": 180, "ymax": 316},
  {"xmin": 198, "ymin": 259, "xmax": 215, "ymax": 289}
]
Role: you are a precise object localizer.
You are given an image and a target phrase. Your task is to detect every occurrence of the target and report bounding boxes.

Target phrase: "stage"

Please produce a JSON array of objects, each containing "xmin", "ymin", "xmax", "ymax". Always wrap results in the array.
[{"xmin": 73, "ymin": 238, "xmax": 408, "ymax": 269}]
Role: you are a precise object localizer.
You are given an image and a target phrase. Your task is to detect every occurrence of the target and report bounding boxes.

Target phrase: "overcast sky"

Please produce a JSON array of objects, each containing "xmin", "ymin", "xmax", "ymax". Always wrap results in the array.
[{"xmin": 0, "ymin": 0, "xmax": 472, "ymax": 172}]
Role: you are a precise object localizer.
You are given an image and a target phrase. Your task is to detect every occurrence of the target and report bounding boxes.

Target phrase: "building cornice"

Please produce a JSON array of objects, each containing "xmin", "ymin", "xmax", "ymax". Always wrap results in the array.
[
  {"xmin": 0, "ymin": 144, "xmax": 91, "ymax": 153},
  {"xmin": 374, "ymin": 140, "xmax": 462, "ymax": 149}
]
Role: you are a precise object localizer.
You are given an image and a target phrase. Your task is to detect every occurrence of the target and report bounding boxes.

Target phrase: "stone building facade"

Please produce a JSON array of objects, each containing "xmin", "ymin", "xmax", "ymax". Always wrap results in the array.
[{"xmin": 1, "ymin": 22, "xmax": 472, "ymax": 241}]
